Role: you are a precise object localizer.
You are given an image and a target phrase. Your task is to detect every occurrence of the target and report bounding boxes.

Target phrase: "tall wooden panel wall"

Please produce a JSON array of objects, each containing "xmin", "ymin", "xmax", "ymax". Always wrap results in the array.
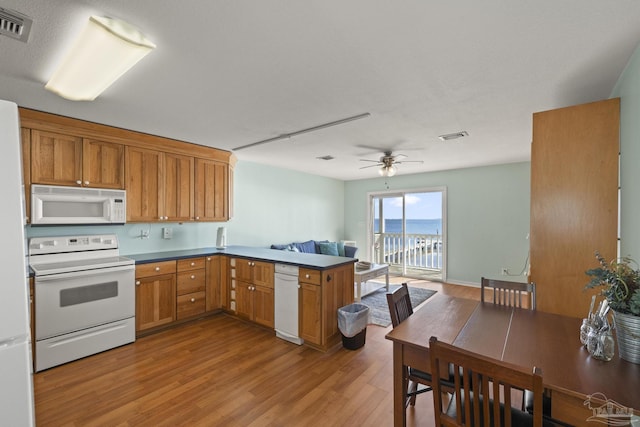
[{"xmin": 530, "ymin": 98, "xmax": 619, "ymax": 318}]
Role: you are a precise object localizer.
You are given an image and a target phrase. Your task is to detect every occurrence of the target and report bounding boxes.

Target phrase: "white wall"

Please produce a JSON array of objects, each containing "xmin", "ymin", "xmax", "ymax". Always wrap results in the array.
[{"xmin": 344, "ymin": 162, "xmax": 531, "ymax": 285}]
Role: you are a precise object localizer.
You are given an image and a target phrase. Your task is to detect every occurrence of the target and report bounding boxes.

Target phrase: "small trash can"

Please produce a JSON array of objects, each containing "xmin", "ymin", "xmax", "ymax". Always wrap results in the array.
[{"xmin": 338, "ymin": 303, "xmax": 370, "ymax": 350}]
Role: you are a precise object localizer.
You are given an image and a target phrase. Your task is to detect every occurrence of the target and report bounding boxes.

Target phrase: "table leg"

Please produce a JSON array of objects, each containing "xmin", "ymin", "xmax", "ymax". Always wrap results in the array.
[
  {"xmin": 393, "ymin": 341, "xmax": 407, "ymax": 426},
  {"xmin": 356, "ymin": 279, "xmax": 362, "ymax": 302}
]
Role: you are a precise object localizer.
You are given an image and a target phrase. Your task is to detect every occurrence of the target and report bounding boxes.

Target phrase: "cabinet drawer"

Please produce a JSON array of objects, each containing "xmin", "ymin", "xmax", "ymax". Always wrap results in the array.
[
  {"xmin": 177, "ymin": 257, "xmax": 206, "ymax": 272},
  {"xmin": 136, "ymin": 261, "xmax": 177, "ymax": 278},
  {"xmin": 299, "ymin": 268, "xmax": 321, "ymax": 285},
  {"xmin": 177, "ymin": 269, "xmax": 206, "ymax": 295},
  {"xmin": 177, "ymin": 291, "xmax": 206, "ymax": 319}
]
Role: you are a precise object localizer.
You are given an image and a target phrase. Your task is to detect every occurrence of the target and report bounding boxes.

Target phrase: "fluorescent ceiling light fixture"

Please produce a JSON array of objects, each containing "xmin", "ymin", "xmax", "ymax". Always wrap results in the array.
[
  {"xmin": 233, "ymin": 113, "xmax": 371, "ymax": 151},
  {"xmin": 45, "ymin": 16, "xmax": 156, "ymax": 101},
  {"xmin": 438, "ymin": 130, "xmax": 469, "ymax": 141}
]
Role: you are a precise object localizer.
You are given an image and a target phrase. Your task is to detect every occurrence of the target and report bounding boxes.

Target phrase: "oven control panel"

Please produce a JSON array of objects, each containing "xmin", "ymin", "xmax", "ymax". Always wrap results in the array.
[{"xmin": 29, "ymin": 234, "xmax": 119, "ymax": 255}]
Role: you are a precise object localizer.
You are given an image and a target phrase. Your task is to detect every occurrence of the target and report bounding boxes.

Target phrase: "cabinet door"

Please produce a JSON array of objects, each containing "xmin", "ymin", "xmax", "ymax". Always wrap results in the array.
[
  {"xmin": 530, "ymin": 98, "xmax": 619, "ymax": 317},
  {"xmin": 194, "ymin": 158, "xmax": 228, "ymax": 221},
  {"xmin": 31, "ymin": 130, "xmax": 82, "ymax": 186},
  {"xmin": 135, "ymin": 274, "xmax": 176, "ymax": 332},
  {"xmin": 164, "ymin": 153, "xmax": 194, "ymax": 221},
  {"xmin": 235, "ymin": 259, "xmax": 253, "ymax": 282},
  {"xmin": 300, "ymin": 282, "xmax": 322, "ymax": 346},
  {"xmin": 235, "ymin": 280, "xmax": 253, "ymax": 321},
  {"xmin": 254, "ymin": 285, "xmax": 274, "ymax": 328},
  {"xmin": 82, "ymin": 139, "xmax": 124, "ymax": 189},
  {"xmin": 205, "ymin": 256, "xmax": 221, "ymax": 311},
  {"xmin": 126, "ymin": 146, "xmax": 163, "ymax": 222},
  {"xmin": 253, "ymin": 261, "xmax": 274, "ymax": 288},
  {"xmin": 21, "ymin": 128, "xmax": 31, "ymax": 224}
]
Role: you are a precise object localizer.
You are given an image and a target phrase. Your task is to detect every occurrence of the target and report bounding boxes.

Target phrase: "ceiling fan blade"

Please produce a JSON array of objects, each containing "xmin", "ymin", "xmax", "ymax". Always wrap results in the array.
[
  {"xmin": 395, "ymin": 160, "xmax": 424, "ymax": 164},
  {"xmin": 359, "ymin": 163, "xmax": 382, "ymax": 170},
  {"xmin": 359, "ymin": 159, "xmax": 381, "ymax": 163}
]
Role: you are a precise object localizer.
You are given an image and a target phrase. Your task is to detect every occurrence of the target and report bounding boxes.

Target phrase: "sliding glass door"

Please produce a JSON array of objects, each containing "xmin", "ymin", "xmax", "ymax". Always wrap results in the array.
[{"xmin": 369, "ymin": 188, "xmax": 445, "ymax": 281}]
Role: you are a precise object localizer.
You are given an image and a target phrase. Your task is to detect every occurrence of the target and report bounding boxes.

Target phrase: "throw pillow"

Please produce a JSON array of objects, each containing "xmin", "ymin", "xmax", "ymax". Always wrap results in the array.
[
  {"xmin": 294, "ymin": 240, "xmax": 316, "ymax": 254},
  {"xmin": 318, "ymin": 241, "xmax": 339, "ymax": 256},
  {"xmin": 337, "ymin": 241, "xmax": 345, "ymax": 257}
]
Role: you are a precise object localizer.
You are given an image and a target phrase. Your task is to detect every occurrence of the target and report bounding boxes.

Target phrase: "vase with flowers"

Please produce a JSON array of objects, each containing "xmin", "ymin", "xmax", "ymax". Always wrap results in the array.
[{"xmin": 585, "ymin": 251, "xmax": 640, "ymax": 363}]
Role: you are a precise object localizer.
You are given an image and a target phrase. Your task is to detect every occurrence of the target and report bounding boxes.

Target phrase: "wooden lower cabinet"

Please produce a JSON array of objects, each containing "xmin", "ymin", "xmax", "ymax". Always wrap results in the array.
[
  {"xmin": 205, "ymin": 255, "xmax": 222, "ymax": 311},
  {"xmin": 135, "ymin": 261, "xmax": 177, "ymax": 333},
  {"xmin": 235, "ymin": 280, "xmax": 274, "ymax": 328},
  {"xmin": 299, "ymin": 263, "xmax": 355, "ymax": 351},
  {"xmin": 299, "ymin": 282, "xmax": 322, "ymax": 345},
  {"xmin": 176, "ymin": 257, "xmax": 206, "ymax": 320}
]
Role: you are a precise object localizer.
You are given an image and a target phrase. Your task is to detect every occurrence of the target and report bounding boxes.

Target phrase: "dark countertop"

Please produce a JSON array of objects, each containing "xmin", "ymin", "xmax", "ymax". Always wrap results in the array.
[{"xmin": 125, "ymin": 245, "xmax": 358, "ymax": 270}]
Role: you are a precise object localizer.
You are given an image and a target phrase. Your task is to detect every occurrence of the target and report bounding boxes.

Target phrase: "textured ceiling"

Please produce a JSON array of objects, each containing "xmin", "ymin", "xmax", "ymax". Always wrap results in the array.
[{"xmin": 1, "ymin": 1, "xmax": 640, "ymax": 180}]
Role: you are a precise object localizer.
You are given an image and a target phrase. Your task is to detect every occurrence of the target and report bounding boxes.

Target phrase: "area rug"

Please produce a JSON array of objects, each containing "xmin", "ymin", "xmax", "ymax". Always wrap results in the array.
[{"xmin": 360, "ymin": 284, "xmax": 437, "ymax": 327}]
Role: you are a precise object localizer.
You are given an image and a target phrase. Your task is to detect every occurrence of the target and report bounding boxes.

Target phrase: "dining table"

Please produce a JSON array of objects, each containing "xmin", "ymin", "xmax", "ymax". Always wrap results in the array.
[{"xmin": 385, "ymin": 293, "xmax": 640, "ymax": 427}]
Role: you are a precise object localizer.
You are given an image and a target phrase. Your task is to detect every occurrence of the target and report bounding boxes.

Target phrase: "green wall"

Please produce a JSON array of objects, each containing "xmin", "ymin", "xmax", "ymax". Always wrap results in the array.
[
  {"xmin": 26, "ymin": 160, "xmax": 346, "ymax": 254},
  {"xmin": 344, "ymin": 162, "xmax": 531, "ymax": 285},
  {"xmin": 612, "ymin": 43, "xmax": 640, "ymax": 259}
]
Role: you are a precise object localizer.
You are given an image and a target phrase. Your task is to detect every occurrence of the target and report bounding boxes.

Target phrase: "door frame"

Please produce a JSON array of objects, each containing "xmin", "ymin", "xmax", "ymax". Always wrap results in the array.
[{"xmin": 366, "ymin": 186, "xmax": 447, "ymax": 281}]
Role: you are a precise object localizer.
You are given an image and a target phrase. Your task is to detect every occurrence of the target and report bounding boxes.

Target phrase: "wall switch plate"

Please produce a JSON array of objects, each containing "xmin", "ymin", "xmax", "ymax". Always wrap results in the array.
[{"xmin": 162, "ymin": 227, "xmax": 172, "ymax": 239}]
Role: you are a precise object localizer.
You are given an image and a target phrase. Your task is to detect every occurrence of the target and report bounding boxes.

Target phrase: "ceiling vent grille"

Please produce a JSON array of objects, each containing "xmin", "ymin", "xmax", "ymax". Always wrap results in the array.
[
  {"xmin": 316, "ymin": 155, "xmax": 335, "ymax": 161},
  {"xmin": 0, "ymin": 7, "xmax": 32, "ymax": 42}
]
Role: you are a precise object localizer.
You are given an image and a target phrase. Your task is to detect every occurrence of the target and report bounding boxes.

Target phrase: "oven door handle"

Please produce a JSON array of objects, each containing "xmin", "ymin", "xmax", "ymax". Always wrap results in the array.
[{"xmin": 35, "ymin": 265, "xmax": 135, "ymax": 282}]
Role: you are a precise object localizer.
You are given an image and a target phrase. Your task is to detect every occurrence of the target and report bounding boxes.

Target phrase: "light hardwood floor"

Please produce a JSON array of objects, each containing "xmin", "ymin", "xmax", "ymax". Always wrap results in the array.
[{"xmin": 34, "ymin": 281, "xmax": 481, "ymax": 427}]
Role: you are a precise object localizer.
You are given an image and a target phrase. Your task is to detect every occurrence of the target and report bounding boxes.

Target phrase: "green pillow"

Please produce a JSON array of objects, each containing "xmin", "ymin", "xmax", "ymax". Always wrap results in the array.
[
  {"xmin": 318, "ymin": 241, "xmax": 339, "ymax": 256},
  {"xmin": 337, "ymin": 241, "xmax": 345, "ymax": 257}
]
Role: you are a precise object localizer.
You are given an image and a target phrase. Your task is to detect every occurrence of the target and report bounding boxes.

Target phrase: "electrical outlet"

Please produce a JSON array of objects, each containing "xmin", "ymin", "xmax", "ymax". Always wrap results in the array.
[
  {"xmin": 501, "ymin": 267, "xmax": 509, "ymax": 275},
  {"xmin": 162, "ymin": 227, "xmax": 172, "ymax": 239}
]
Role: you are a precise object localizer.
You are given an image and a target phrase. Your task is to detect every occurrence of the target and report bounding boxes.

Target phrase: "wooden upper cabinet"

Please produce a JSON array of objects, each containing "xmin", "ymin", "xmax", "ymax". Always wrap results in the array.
[
  {"xmin": 126, "ymin": 146, "xmax": 163, "ymax": 222},
  {"xmin": 163, "ymin": 153, "xmax": 194, "ymax": 221},
  {"xmin": 30, "ymin": 130, "xmax": 82, "ymax": 186},
  {"xmin": 82, "ymin": 139, "xmax": 125, "ymax": 189},
  {"xmin": 21, "ymin": 128, "xmax": 31, "ymax": 224},
  {"xmin": 194, "ymin": 158, "xmax": 228, "ymax": 221},
  {"xmin": 30, "ymin": 130, "xmax": 124, "ymax": 189},
  {"xmin": 530, "ymin": 98, "xmax": 619, "ymax": 318}
]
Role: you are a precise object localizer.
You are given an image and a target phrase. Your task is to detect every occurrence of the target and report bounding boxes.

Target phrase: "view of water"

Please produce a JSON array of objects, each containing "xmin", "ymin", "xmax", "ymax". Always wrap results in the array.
[{"xmin": 374, "ymin": 218, "xmax": 442, "ymax": 235}]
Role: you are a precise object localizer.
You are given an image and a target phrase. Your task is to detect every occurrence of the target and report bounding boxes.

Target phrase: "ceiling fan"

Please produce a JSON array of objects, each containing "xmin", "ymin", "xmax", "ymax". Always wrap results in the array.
[{"xmin": 359, "ymin": 151, "xmax": 424, "ymax": 177}]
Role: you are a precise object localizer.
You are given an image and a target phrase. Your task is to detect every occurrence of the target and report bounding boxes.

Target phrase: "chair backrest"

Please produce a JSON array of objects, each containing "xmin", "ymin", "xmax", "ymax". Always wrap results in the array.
[
  {"xmin": 386, "ymin": 283, "xmax": 413, "ymax": 328},
  {"xmin": 480, "ymin": 277, "xmax": 536, "ymax": 310},
  {"xmin": 429, "ymin": 336, "xmax": 543, "ymax": 427}
]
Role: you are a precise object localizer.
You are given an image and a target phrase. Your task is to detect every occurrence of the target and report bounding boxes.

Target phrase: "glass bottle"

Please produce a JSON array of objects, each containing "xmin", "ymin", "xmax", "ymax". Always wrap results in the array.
[{"xmin": 580, "ymin": 318, "xmax": 591, "ymax": 346}]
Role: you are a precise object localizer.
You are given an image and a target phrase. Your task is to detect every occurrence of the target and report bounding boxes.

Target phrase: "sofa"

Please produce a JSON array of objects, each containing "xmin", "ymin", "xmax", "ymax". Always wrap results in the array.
[{"xmin": 270, "ymin": 240, "xmax": 358, "ymax": 258}]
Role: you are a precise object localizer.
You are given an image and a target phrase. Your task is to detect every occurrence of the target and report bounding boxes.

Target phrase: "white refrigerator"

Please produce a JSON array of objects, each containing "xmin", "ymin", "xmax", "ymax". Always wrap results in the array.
[{"xmin": 0, "ymin": 100, "xmax": 36, "ymax": 425}]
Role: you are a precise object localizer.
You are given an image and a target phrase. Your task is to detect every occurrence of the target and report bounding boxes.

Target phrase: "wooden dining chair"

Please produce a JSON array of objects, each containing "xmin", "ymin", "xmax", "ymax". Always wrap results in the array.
[
  {"xmin": 429, "ymin": 336, "xmax": 545, "ymax": 427},
  {"xmin": 387, "ymin": 283, "xmax": 449, "ymax": 407},
  {"xmin": 481, "ymin": 277, "xmax": 536, "ymax": 310}
]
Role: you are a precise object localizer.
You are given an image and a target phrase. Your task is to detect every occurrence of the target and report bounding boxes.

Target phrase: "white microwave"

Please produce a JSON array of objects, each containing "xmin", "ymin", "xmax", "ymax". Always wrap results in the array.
[{"xmin": 31, "ymin": 185, "xmax": 126, "ymax": 225}]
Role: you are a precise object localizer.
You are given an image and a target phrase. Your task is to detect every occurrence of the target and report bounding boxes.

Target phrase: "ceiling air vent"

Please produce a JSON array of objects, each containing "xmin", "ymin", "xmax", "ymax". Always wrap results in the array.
[
  {"xmin": 438, "ymin": 131, "xmax": 469, "ymax": 141},
  {"xmin": 316, "ymin": 155, "xmax": 335, "ymax": 161},
  {"xmin": 0, "ymin": 7, "xmax": 32, "ymax": 42}
]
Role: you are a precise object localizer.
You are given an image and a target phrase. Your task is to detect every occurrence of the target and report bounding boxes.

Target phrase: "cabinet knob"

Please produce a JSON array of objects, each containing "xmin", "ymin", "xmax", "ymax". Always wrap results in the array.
[
  {"xmin": 155, "ymin": 267, "xmax": 160, "ymax": 272},
  {"xmin": 190, "ymin": 262, "xmax": 195, "ymax": 266},
  {"xmin": 207, "ymin": 257, "xmax": 211, "ymax": 261},
  {"xmin": 84, "ymin": 180, "xmax": 90, "ymax": 186},
  {"xmin": 195, "ymin": 216, "xmax": 200, "ymax": 220},
  {"xmin": 305, "ymin": 274, "xmax": 310, "ymax": 279},
  {"xmin": 190, "ymin": 275, "xmax": 195, "ymax": 279},
  {"xmin": 190, "ymin": 298, "xmax": 195, "ymax": 303},
  {"xmin": 135, "ymin": 280, "xmax": 141, "ymax": 286},
  {"xmin": 76, "ymin": 180, "xmax": 82, "ymax": 185}
]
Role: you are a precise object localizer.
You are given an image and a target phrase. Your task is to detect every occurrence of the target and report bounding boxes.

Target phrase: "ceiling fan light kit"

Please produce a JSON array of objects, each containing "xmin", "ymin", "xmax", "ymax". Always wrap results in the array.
[{"xmin": 379, "ymin": 164, "xmax": 397, "ymax": 177}]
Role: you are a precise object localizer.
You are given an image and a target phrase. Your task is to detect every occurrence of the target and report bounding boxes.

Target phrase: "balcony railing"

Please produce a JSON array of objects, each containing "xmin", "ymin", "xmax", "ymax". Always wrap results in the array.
[{"xmin": 373, "ymin": 233, "xmax": 443, "ymax": 270}]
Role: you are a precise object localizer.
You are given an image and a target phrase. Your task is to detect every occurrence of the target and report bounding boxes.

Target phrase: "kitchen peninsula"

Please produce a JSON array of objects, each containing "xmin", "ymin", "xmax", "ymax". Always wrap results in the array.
[{"xmin": 128, "ymin": 246, "xmax": 357, "ymax": 352}]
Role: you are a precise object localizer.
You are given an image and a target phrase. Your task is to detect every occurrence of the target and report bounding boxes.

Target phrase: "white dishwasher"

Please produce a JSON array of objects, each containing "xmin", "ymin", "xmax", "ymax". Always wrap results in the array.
[{"xmin": 274, "ymin": 264, "xmax": 303, "ymax": 345}]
